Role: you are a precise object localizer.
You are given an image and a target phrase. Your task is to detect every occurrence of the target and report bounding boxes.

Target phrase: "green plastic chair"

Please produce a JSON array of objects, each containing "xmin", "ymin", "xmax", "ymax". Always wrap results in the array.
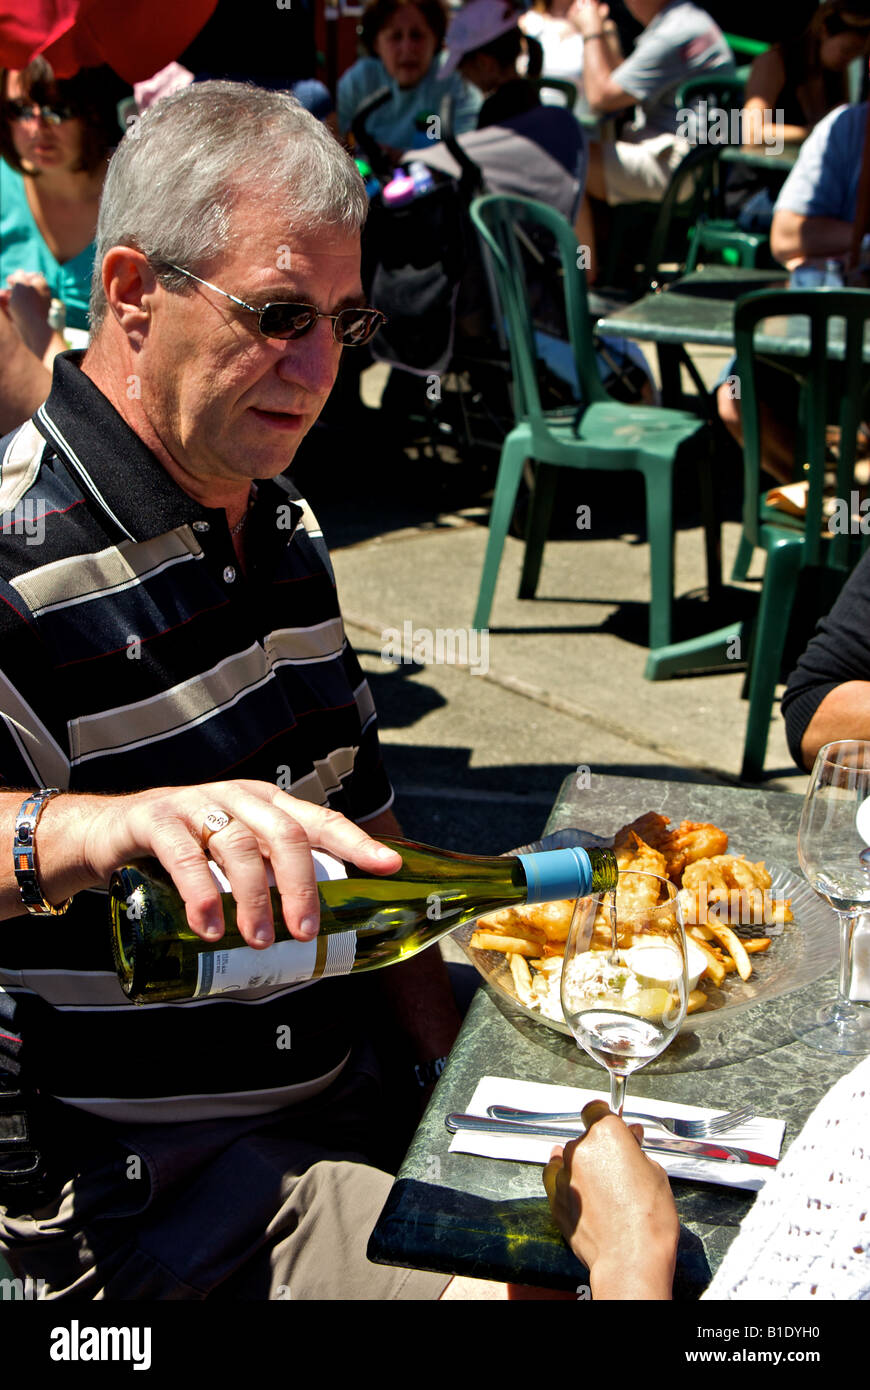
[
  {"xmin": 645, "ymin": 292, "xmax": 870, "ymax": 722},
  {"xmin": 722, "ymin": 31, "xmax": 770, "ymax": 85},
  {"xmin": 736, "ymin": 289, "xmax": 870, "ymax": 778},
  {"xmin": 674, "ymin": 74, "xmax": 767, "ymax": 274},
  {"xmin": 532, "ymin": 77, "xmax": 578, "ymax": 108},
  {"xmin": 468, "ymin": 194, "xmax": 716, "ymax": 650},
  {"xmin": 600, "ymin": 71, "xmax": 752, "ymax": 292}
]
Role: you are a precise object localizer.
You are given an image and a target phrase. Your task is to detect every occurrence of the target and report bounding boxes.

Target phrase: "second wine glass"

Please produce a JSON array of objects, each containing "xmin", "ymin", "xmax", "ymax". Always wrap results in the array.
[
  {"xmin": 795, "ymin": 738, "xmax": 870, "ymax": 1054},
  {"xmin": 560, "ymin": 872, "xmax": 688, "ymax": 1115}
]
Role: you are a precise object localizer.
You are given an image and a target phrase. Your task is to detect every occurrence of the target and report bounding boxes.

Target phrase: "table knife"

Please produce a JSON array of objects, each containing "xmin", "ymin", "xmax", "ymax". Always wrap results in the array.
[{"xmin": 445, "ymin": 1113, "xmax": 778, "ymax": 1167}]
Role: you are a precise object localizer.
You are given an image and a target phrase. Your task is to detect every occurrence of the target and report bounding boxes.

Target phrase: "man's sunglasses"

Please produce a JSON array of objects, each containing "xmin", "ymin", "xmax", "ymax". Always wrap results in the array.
[
  {"xmin": 4, "ymin": 100, "xmax": 77, "ymax": 125},
  {"xmin": 163, "ymin": 263, "xmax": 387, "ymax": 346}
]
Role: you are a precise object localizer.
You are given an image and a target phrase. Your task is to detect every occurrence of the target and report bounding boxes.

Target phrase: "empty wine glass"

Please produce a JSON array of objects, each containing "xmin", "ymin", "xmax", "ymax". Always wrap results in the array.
[
  {"xmin": 795, "ymin": 739, "xmax": 870, "ymax": 1054},
  {"xmin": 560, "ymin": 872, "xmax": 688, "ymax": 1115}
]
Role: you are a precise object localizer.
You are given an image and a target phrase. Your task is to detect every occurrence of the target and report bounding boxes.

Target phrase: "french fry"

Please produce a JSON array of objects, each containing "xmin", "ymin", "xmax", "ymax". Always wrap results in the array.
[
  {"xmin": 469, "ymin": 930, "xmax": 540, "ymax": 957},
  {"xmin": 743, "ymin": 937, "xmax": 772, "ymax": 953},
  {"xmin": 687, "ymin": 989, "xmax": 708, "ymax": 1013},
  {"xmin": 687, "ymin": 927, "xmax": 727, "ymax": 986},
  {"xmin": 508, "ymin": 953, "xmax": 535, "ymax": 1006},
  {"xmin": 706, "ymin": 920, "xmax": 753, "ymax": 981}
]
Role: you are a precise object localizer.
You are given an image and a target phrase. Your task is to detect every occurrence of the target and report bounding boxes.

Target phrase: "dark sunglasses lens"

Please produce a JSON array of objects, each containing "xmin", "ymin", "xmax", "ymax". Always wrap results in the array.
[
  {"xmin": 7, "ymin": 102, "xmax": 73, "ymax": 122},
  {"xmin": 335, "ymin": 309, "xmax": 382, "ymax": 345},
  {"xmin": 259, "ymin": 303, "xmax": 318, "ymax": 338}
]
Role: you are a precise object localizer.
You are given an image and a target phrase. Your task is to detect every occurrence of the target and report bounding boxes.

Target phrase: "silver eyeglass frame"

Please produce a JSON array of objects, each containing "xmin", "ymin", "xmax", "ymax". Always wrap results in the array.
[{"xmin": 162, "ymin": 262, "xmax": 386, "ymax": 345}]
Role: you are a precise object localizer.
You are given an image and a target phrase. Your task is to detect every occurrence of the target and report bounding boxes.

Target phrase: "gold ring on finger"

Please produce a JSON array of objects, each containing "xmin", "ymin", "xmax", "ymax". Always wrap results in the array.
[{"xmin": 200, "ymin": 809, "xmax": 232, "ymax": 851}]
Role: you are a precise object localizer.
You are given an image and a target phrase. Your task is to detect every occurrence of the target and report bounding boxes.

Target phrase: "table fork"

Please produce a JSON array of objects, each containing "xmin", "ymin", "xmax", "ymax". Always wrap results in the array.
[{"xmin": 487, "ymin": 1103, "xmax": 755, "ymax": 1140}]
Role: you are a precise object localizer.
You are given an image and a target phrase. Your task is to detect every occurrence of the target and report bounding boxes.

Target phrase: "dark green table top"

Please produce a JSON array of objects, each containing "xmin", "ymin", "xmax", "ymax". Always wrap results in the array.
[
  {"xmin": 597, "ymin": 267, "xmax": 870, "ymax": 368},
  {"xmin": 720, "ymin": 142, "xmax": 801, "ymax": 173},
  {"xmin": 597, "ymin": 267, "xmax": 792, "ymax": 350},
  {"xmin": 368, "ymin": 773, "xmax": 855, "ymax": 1296}
]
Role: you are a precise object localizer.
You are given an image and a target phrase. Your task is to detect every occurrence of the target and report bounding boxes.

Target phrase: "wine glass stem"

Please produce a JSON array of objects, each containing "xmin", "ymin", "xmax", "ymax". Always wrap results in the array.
[
  {"xmin": 837, "ymin": 911, "xmax": 860, "ymax": 1003},
  {"xmin": 609, "ymin": 1072, "xmax": 626, "ymax": 1116}
]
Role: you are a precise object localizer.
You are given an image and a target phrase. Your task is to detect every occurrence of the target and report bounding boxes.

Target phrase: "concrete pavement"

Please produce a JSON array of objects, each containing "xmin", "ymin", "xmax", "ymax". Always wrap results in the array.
[{"xmin": 295, "ymin": 352, "xmax": 812, "ymax": 860}]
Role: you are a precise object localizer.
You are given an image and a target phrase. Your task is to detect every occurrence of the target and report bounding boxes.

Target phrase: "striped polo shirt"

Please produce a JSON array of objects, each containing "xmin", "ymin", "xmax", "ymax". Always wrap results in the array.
[{"xmin": 0, "ymin": 353, "xmax": 394, "ymax": 1123}]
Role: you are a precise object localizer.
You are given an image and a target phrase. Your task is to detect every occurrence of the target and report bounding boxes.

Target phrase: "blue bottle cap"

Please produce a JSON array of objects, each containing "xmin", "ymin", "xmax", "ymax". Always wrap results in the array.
[{"xmin": 516, "ymin": 847, "xmax": 594, "ymax": 903}]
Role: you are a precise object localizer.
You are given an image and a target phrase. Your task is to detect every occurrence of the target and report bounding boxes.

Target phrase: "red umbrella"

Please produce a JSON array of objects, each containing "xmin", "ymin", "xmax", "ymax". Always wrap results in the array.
[{"xmin": 0, "ymin": 0, "xmax": 217, "ymax": 82}]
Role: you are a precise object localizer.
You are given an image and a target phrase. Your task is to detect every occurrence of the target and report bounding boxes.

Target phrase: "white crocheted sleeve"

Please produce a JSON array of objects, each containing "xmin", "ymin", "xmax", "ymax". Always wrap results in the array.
[{"xmin": 701, "ymin": 1053, "xmax": 870, "ymax": 1300}]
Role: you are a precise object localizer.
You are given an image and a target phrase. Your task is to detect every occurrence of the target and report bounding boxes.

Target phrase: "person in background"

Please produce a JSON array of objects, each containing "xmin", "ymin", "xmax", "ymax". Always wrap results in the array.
[
  {"xmin": 337, "ymin": 0, "xmax": 481, "ymax": 162},
  {"xmin": 0, "ymin": 59, "xmax": 120, "ymax": 427},
  {"xmin": 544, "ymin": 1081, "xmax": 870, "ymax": 1299},
  {"xmin": 432, "ymin": 0, "xmax": 588, "ymax": 217},
  {"xmin": 568, "ymin": 0, "xmax": 735, "ymax": 281},
  {"xmin": 782, "ymin": 547, "xmax": 870, "ymax": 772},
  {"xmin": 717, "ymin": 99, "xmax": 869, "ymax": 482},
  {"xmin": 743, "ymin": 0, "xmax": 870, "ymax": 152},
  {"xmin": 732, "ymin": 0, "xmax": 870, "ymax": 234},
  {"xmin": 520, "ymin": 1, "xmax": 589, "ymax": 102},
  {"xmin": 443, "ymin": 0, "xmax": 553, "ymax": 125}
]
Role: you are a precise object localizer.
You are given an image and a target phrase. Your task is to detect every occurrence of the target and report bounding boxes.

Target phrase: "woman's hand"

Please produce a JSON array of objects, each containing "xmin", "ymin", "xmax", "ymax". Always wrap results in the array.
[
  {"xmin": 542, "ymin": 1100, "xmax": 680, "ymax": 1299},
  {"xmin": 4, "ymin": 271, "xmax": 65, "ymax": 363}
]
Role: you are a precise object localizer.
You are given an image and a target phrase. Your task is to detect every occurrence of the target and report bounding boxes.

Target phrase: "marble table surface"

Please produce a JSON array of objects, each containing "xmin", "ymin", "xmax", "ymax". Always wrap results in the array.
[{"xmin": 368, "ymin": 773, "xmax": 856, "ymax": 1295}]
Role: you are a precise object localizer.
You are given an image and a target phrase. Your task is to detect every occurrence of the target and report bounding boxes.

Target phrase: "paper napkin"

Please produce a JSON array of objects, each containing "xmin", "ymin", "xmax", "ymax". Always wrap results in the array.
[{"xmin": 448, "ymin": 1075, "xmax": 785, "ymax": 1192}]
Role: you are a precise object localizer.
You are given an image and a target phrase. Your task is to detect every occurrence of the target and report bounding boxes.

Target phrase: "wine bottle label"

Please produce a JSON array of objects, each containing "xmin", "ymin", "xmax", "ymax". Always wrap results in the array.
[
  {"xmin": 194, "ymin": 928, "xmax": 359, "ymax": 998},
  {"xmin": 194, "ymin": 850, "xmax": 355, "ymax": 997}
]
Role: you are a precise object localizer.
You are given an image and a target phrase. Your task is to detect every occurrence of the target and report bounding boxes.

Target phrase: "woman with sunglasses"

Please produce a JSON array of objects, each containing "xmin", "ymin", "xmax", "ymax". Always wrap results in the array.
[
  {"xmin": 0, "ymin": 58, "xmax": 122, "ymax": 369},
  {"xmin": 741, "ymin": 0, "xmax": 870, "ymax": 154}
]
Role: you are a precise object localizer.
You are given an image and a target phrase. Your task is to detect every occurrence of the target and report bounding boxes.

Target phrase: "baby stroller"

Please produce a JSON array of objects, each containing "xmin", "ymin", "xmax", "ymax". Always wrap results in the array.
[{"xmin": 350, "ymin": 90, "xmax": 653, "ymax": 480}]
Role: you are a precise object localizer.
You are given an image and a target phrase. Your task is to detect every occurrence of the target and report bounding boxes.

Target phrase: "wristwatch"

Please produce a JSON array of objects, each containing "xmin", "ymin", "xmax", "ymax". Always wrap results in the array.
[{"xmin": 13, "ymin": 789, "xmax": 72, "ymax": 916}]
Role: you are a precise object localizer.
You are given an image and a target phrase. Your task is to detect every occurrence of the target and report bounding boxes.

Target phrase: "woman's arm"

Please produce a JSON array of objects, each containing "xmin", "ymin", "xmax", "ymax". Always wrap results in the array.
[
  {"xmin": 742, "ymin": 49, "xmax": 809, "ymax": 146},
  {"xmin": 0, "ymin": 307, "xmax": 52, "ymax": 434}
]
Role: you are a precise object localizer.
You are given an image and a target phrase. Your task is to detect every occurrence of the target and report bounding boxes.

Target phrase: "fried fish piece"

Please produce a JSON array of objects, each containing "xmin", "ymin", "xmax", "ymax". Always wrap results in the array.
[
  {"xmin": 613, "ymin": 813, "xmax": 672, "ymax": 854},
  {"xmin": 612, "ymin": 814, "xmax": 728, "ymax": 883},
  {"xmin": 664, "ymin": 821, "xmax": 729, "ymax": 880},
  {"xmin": 614, "ymin": 831, "xmax": 667, "ymax": 879},
  {"xmin": 682, "ymin": 857, "xmax": 731, "ymax": 895}
]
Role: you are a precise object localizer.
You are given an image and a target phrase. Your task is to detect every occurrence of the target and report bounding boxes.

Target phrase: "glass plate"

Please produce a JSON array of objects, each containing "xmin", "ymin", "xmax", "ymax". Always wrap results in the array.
[{"xmin": 454, "ymin": 829, "xmax": 839, "ymax": 1034}]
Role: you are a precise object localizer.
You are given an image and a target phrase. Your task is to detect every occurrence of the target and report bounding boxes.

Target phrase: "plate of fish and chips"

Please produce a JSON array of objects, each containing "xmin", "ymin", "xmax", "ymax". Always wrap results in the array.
[{"xmin": 455, "ymin": 813, "xmax": 838, "ymax": 1033}]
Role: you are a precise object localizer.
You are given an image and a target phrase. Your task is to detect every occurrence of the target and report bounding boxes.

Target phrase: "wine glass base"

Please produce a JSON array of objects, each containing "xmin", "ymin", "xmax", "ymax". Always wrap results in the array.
[{"xmin": 791, "ymin": 999, "xmax": 870, "ymax": 1055}]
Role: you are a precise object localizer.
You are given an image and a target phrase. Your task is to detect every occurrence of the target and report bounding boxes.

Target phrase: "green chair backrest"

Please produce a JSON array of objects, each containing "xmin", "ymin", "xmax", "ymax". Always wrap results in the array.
[
  {"xmin": 676, "ymin": 72, "xmax": 746, "ymax": 111},
  {"xmin": 642, "ymin": 142, "xmax": 726, "ymax": 288},
  {"xmin": 722, "ymin": 32, "xmax": 770, "ymax": 59},
  {"xmin": 734, "ymin": 287, "xmax": 870, "ymax": 568},
  {"xmin": 469, "ymin": 194, "xmax": 610, "ymax": 449},
  {"xmin": 532, "ymin": 77, "xmax": 578, "ymax": 108}
]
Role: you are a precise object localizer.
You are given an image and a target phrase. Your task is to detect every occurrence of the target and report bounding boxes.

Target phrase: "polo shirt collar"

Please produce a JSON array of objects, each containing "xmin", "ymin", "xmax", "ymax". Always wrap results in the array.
[{"xmin": 34, "ymin": 352, "xmax": 302, "ymax": 544}]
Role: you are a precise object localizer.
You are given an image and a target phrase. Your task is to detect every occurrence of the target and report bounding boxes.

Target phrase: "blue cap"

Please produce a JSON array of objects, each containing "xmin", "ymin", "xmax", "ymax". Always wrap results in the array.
[{"xmin": 517, "ymin": 846, "xmax": 594, "ymax": 903}]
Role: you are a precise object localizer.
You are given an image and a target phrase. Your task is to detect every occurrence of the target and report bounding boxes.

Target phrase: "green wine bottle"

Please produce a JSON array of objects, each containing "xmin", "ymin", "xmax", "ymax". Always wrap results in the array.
[{"xmin": 109, "ymin": 837, "xmax": 617, "ymax": 1005}]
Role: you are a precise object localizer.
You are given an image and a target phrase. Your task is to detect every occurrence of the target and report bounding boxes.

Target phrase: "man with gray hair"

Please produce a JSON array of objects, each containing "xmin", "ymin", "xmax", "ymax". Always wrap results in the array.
[{"xmin": 0, "ymin": 81, "xmax": 460, "ymax": 1300}]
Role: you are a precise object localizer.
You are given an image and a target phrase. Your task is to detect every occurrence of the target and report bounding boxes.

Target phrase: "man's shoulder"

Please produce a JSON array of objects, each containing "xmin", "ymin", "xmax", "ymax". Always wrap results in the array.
[
  {"xmin": 0, "ymin": 417, "xmax": 49, "ymax": 519},
  {"xmin": 813, "ymin": 102, "xmax": 867, "ymax": 152},
  {"xmin": 646, "ymin": 1, "xmax": 724, "ymax": 35}
]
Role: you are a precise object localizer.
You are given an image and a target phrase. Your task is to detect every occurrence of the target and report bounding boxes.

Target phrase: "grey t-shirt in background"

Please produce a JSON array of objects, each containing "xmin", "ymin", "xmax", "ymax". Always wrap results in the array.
[{"xmin": 612, "ymin": 0, "xmax": 735, "ymax": 138}]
